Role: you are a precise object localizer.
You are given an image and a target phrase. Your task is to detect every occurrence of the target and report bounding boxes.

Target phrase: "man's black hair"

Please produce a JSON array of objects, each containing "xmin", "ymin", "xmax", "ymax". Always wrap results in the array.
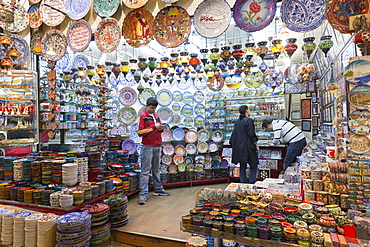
[
  {"xmin": 146, "ymin": 97, "xmax": 158, "ymax": 107},
  {"xmin": 262, "ymin": 119, "xmax": 273, "ymax": 129}
]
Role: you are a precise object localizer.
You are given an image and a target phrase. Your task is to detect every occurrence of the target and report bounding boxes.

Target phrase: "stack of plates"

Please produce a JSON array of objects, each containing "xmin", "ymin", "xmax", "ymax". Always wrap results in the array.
[
  {"xmin": 50, "ymin": 191, "xmax": 60, "ymax": 207},
  {"xmin": 25, "ymin": 214, "xmax": 43, "ymax": 247},
  {"xmin": 41, "ymin": 160, "xmax": 53, "ymax": 185},
  {"xmin": 1, "ymin": 212, "xmax": 17, "ymax": 245},
  {"xmin": 75, "ymin": 157, "xmax": 89, "ymax": 183},
  {"xmin": 56, "ymin": 212, "xmax": 91, "ymax": 247},
  {"xmin": 37, "ymin": 215, "xmax": 58, "ymax": 246},
  {"xmin": 13, "ymin": 159, "xmax": 23, "ymax": 181},
  {"xmin": 107, "ymin": 195, "xmax": 129, "ymax": 228},
  {"xmin": 14, "ymin": 212, "xmax": 32, "ymax": 246},
  {"xmin": 62, "ymin": 163, "xmax": 78, "ymax": 187},
  {"xmin": 59, "ymin": 194, "xmax": 74, "ymax": 208},
  {"xmin": 52, "ymin": 160, "xmax": 65, "ymax": 184}
]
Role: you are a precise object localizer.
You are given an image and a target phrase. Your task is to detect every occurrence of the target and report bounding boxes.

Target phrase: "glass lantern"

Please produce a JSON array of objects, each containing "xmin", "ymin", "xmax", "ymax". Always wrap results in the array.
[
  {"xmin": 128, "ymin": 59, "xmax": 138, "ymax": 73},
  {"xmin": 256, "ymin": 41, "xmax": 268, "ymax": 60},
  {"xmin": 147, "ymin": 57, "xmax": 158, "ymax": 73},
  {"xmin": 271, "ymin": 39, "xmax": 284, "ymax": 59},
  {"xmin": 209, "ymin": 48, "xmax": 220, "ymax": 65},
  {"xmin": 200, "ymin": 49, "xmax": 209, "ymax": 65},
  {"xmin": 318, "ymin": 35, "xmax": 334, "ymax": 57},
  {"xmin": 138, "ymin": 57, "xmax": 147, "ymax": 71},
  {"xmin": 189, "ymin": 53, "xmax": 200, "ymax": 69},
  {"xmin": 284, "ymin": 38, "xmax": 298, "ymax": 58},
  {"xmin": 220, "ymin": 46, "xmax": 232, "ymax": 62},
  {"xmin": 120, "ymin": 61, "xmax": 130, "ymax": 76},
  {"xmin": 232, "ymin": 44, "xmax": 244, "ymax": 61},
  {"xmin": 170, "ymin": 53, "xmax": 179, "ymax": 67},
  {"xmin": 302, "ymin": 37, "xmax": 317, "ymax": 58},
  {"xmin": 179, "ymin": 51, "xmax": 190, "ymax": 66}
]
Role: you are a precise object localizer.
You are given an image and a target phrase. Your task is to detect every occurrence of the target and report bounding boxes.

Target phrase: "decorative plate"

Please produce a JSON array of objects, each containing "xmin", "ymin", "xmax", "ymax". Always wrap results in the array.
[
  {"xmin": 233, "ymin": 0, "xmax": 277, "ymax": 32},
  {"xmin": 40, "ymin": 0, "xmax": 65, "ymax": 27},
  {"xmin": 30, "ymin": 31, "xmax": 43, "ymax": 55},
  {"xmin": 73, "ymin": 54, "xmax": 90, "ymax": 68},
  {"xmin": 213, "ymin": 155, "xmax": 222, "ymax": 162},
  {"xmin": 184, "ymin": 157, "xmax": 193, "ymax": 165},
  {"xmin": 184, "ymin": 117, "xmax": 194, "ymax": 128},
  {"xmin": 138, "ymin": 88, "xmax": 156, "ymax": 105},
  {"xmin": 349, "ymin": 85, "xmax": 370, "ymax": 110},
  {"xmin": 137, "ymin": 106, "xmax": 146, "ymax": 117},
  {"xmin": 181, "ymin": 104, "xmax": 193, "ymax": 117},
  {"xmin": 349, "ymin": 134, "xmax": 370, "ymax": 154},
  {"xmin": 168, "ymin": 164, "xmax": 178, "ymax": 173},
  {"xmin": 194, "ymin": 103, "xmax": 206, "ymax": 116},
  {"xmin": 326, "ymin": 0, "xmax": 369, "ymax": 33},
  {"xmin": 195, "ymin": 155, "xmax": 206, "ymax": 163},
  {"xmin": 173, "ymin": 154, "xmax": 184, "ymax": 165},
  {"xmin": 185, "ymin": 130, "xmax": 198, "ymax": 143},
  {"xmin": 172, "ymin": 127, "xmax": 185, "ymax": 141},
  {"xmin": 182, "ymin": 92, "xmax": 193, "ymax": 104},
  {"xmin": 197, "ymin": 142, "xmax": 209, "ymax": 153},
  {"xmin": 121, "ymin": 139, "xmax": 136, "ymax": 154},
  {"xmin": 172, "ymin": 114, "xmax": 181, "ymax": 124},
  {"xmin": 194, "ymin": 116, "xmax": 206, "ymax": 127},
  {"xmin": 208, "ymin": 141, "xmax": 219, "ymax": 152},
  {"xmin": 225, "ymin": 76, "xmax": 243, "ymax": 89},
  {"xmin": 349, "ymin": 110, "xmax": 370, "ymax": 135},
  {"xmin": 67, "ymin": 19, "xmax": 92, "ymax": 52},
  {"xmin": 41, "ymin": 30, "xmax": 67, "ymax": 62},
  {"xmin": 193, "ymin": 0, "xmax": 231, "ymax": 38},
  {"xmin": 171, "ymin": 102, "xmax": 181, "ymax": 112},
  {"xmin": 212, "ymin": 130, "xmax": 224, "ymax": 142},
  {"xmin": 161, "ymin": 155, "xmax": 172, "ymax": 165},
  {"xmin": 205, "ymin": 92, "xmax": 214, "ymax": 101},
  {"xmin": 177, "ymin": 78, "xmax": 192, "ymax": 90},
  {"xmin": 28, "ymin": 4, "xmax": 42, "ymax": 29},
  {"xmin": 175, "ymin": 144, "xmax": 186, "ymax": 156},
  {"xmin": 122, "ymin": 8, "xmax": 154, "ymax": 47},
  {"xmin": 154, "ymin": 6, "xmax": 191, "ymax": 48},
  {"xmin": 160, "ymin": 0, "xmax": 179, "ymax": 3},
  {"xmin": 186, "ymin": 144, "xmax": 197, "ymax": 155},
  {"xmin": 122, "ymin": 0, "xmax": 148, "ymax": 9},
  {"xmin": 109, "ymin": 100, "xmax": 120, "ymax": 112},
  {"xmin": 281, "ymin": 0, "xmax": 326, "ymax": 32},
  {"xmin": 8, "ymin": 34, "xmax": 30, "ymax": 64},
  {"xmin": 198, "ymin": 129, "xmax": 210, "ymax": 142},
  {"xmin": 344, "ymin": 60, "xmax": 370, "ymax": 85},
  {"xmin": 157, "ymin": 106, "xmax": 173, "ymax": 124},
  {"xmin": 55, "ymin": 52, "xmax": 71, "ymax": 72},
  {"xmin": 193, "ymin": 77, "xmax": 208, "ymax": 90},
  {"xmin": 207, "ymin": 76, "xmax": 224, "ymax": 91},
  {"xmin": 161, "ymin": 128, "xmax": 172, "ymax": 142},
  {"xmin": 118, "ymin": 107, "xmax": 137, "ymax": 125},
  {"xmin": 65, "ymin": 0, "xmax": 91, "ymax": 20},
  {"xmin": 157, "ymin": 89, "xmax": 173, "ymax": 106},
  {"xmin": 193, "ymin": 91, "xmax": 205, "ymax": 103},
  {"xmin": 95, "ymin": 17, "xmax": 121, "ymax": 53},
  {"xmin": 119, "ymin": 87, "xmax": 137, "ymax": 106},
  {"xmin": 163, "ymin": 143, "xmax": 175, "ymax": 155},
  {"xmin": 172, "ymin": 91, "xmax": 183, "ymax": 102},
  {"xmin": 0, "ymin": 3, "xmax": 29, "ymax": 32},
  {"xmin": 93, "ymin": 0, "xmax": 120, "ymax": 17}
]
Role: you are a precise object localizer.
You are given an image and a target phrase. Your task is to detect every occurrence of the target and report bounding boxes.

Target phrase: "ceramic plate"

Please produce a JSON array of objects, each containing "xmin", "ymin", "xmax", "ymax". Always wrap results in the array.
[
  {"xmin": 326, "ymin": 0, "xmax": 369, "ymax": 33},
  {"xmin": 161, "ymin": 128, "xmax": 172, "ymax": 142},
  {"xmin": 171, "ymin": 102, "xmax": 181, "ymax": 112},
  {"xmin": 173, "ymin": 154, "xmax": 184, "ymax": 165},
  {"xmin": 163, "ymin": 143, "xmax": 175, "ymax": 155},
  {"xmin": 281, "ymin": 0, "xmax": 326, "ymax": 32},
  {"xmin": 157, "ymin": 89, "xmax": 173, "ymax": 106},
  {"xmin": 175, "ymin": 144, "xmax": 186, "ymax": 155},
  {"xmin": 207, "ymin": 76, "xmax": 224, "ymax": 91},
  {"xmin": 197, "ymin": 142, "xmax": 209, "ymax": 153},
  {"xmin": 349, "ymin": 134, "xmax": 370, "ymax": 154},
  {"xmin": 7, "ymin": 34, "xmax": 30, "ymax": 64},
  {"xmin": 118, "ymin": 107, "xmax": 137, "ymax": 125},
  {"xmin": 212, "ymin": 130, "xmax": 224, "ymax": 142},
  {"xmin": 177, "ymin": 78, "xmax": 192, "ymax": 90},
  {"xmin": 162, "ymin": 155, "xmax": 172, "ymax": 165},
  {"xmin": 168, "ymin": 164, "xmax": 178, "ymax": 173},
  {"xmin": 157, "ymin": 106, "xmax": 173, "ymax": 124},
  {"xmin": 65, "ymin": 0, "xmax": 91, "ymax": 20},
  {"xmin": 193, "ymin": 0, "xmax": 231, "ymax": 38},
  {"xmin": 123, "ymin": 0, "xmax": 148, "ymax": 9},
  {"xmin": 0, "ymin": 3, "xmax": 29, "ymax": 32},
  {"xmin": 193, "ymin": 77, "xmax": 208, "ymax": 90},
  {"xmin": 195, "ymin": 155, "xmax": 206, "ymax": 163},
  {"xmin": 93, "ymin": 0, "xmax": 120, "ymax": 17},
  {"xmin": 344, "ymin": 60, "xmax": 370, "ymax": 85},
  {"xmin": 138, "ymin": 88, "xmax": 155, "ymax": 105},
  {"xmin": 184, "ymin": 117, "xmax": 194, "ymax": 128},
  {"xmin": 41, "ymin": 0, "xmax": 65, "ymax": 26},
  {"xmin": 121, "ymin": 139, "xmax": 136, "ymax": 154},
  {"xmin": 172, "ymin": 128, "xmax": 185, "ymax": 141},
  {"xmin": 109, "ymin": 100, "xmax": 120, "ymax": 112},
  {"xmin": 225, "ymin": 76, "xmax": 243, "ymax": 89},
  {"xmin": 67, "ymin": 19, "xmax": 92, "ymax": 52},
  {"xmin": 55, "ymin": 52, "xmax": 71, "ymax": 72},
  {"xmin": 160, "ymin": 0, "xmax": 179, "ymax": 3},
  {"xmin": 233, "ymin": 0, "xmax": 277, "ymax": 32},
  {"xmin": 177, "ymin": 164, "xmax": 186, "ymax": 172},
  {"xmin": 198, "ymin": 129, "xmax": 210, "ymax": 142},
  {"xmin": 42, "ymin": 30, "xmax": 67, "ymax": 61},
  {"xmin": 122, "ymin": 8, "xmax": 154, "ymax": 47},
  {"xmin": 154, "ymin": 6, "xmax": 191, "ymax": 47},
  {"xmin": 30, "ymin": 31, "xmax": 43, "ymax": 55},
  {"xmin": 172, "ymin": 114, "xmax": 181, "ymax": 124},
  {"xmin": 73, "ymin": 54, "xmax": 90, "ymax": 68},
  {"xmin": 208, "ymin": 141, "xmax": 219, "ymax": 152},
  {"xmin": 185, "ymin": 130, "xmax": 198, "ymax": 143},
  {"xmin": 349, "ymin": 85, "xmax": 370, "ymax": 110},
  {"xmin": 95, "ymin": 17, "xmax": 121, "ymax": 53},
  {"xmin": 349, "ymin": 110, "xmax": 370, "ymax": 135},
  {"xmin": 194, "ymin": 116, "xmax": 206, "ymax": 127},
  {"xmin": 181, "ymin": 104, "xmax": 193, "ymax": 117},
  {"xmin": 183, "ymin": 91, "xmax": 193, "ymax": 104},
  {"xmin": 119, "ymin": 87, "xmax": 137, "ymax": 106},
  {"xmin": 28, "ymin": 4, "xmax": 42, "ymax": 29},
  {"xmin": 205, "ymin": 92, "xmax": 213, "ymax": 101},
  {"xmin": 193, "ymin": 91, "xmax": 205, "ymax": 103},
  {"xmin": 194, "ymin": 103, "xmax": 206, "ymax": 116},
  {"xmin": 172, "ymin": 91, "xmax": 183, "ymax": 102},
  {"xmin": 186, "ymin": 144, "xmax": 197, "ymax": 155}
]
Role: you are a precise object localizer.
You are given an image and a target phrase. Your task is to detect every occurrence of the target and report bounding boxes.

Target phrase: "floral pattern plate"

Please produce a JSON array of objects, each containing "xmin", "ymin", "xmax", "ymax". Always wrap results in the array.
[
  {"xmin": 173, "ymin": 155, "xmax": 184, "ymax": 165},
  {"xmin": 157, "ymin": 89, "xmax": 173, "ymax": 106},
  {"xmin": 40, "ymin": 0, "xmax": 65, "ymax": 26},
  {"xmin": 30, "ymin": 31, "xmax": 43, "ymax": 55},
  {"xmin": 95, "ymin": 18, "xmax": 121, "ymax": 53},
  {"xmin": 67, "ymin": 19, "xmax": 92, "ymax": 53},
  {"xmin": 349, "ymin": 110, "xmax": 370, "ymax": 135},
  {"xmin": 233, "ymin": 0, "xmax": 277, "ymax": 32},
  {"xmin": 55, "ymin": 52, "xmax": 71, "ymax": 72},
  {"xmin": 349, "ymin": 85, "xmax": 370, "ymax": 110},
  {"xmin": 281, "ymin": 0, "xmax": 326, "ymax": 32},
  {"xmin": 119, "ymin": 87, "xmax": 137, "ymax": 106},
  {"xmin": 73, "ymin": 54, "xmax": 90, "ymax": 68},
  {"xmin": 193, "ymin": 0, "xmax": 231, "ymax": 38},
  {"xmin": 157, "ymin": 106, "xmax": 173, "ymax": 124},
  {"xmin": 162, "ymin": 155, "xmax": 172, "ymax": 165},
  {"xmin": 93, "ymin": 0, "xmax": 120, "ymax": 17},
  {"xmin": 0, "ymin": 3, "xmax": 29, "ymax": 32},
  {"xmin": 65, "ymin": 0, "xmax": 91, "ymax": 20},
  {"xmin": 28, "ymin": 4, "xmax": 42, "ymax": 29},
  {"xmin": 138, "ymin": 88, "xmax": 155, "ymax": 105},
  {"xmin": 161, "ymin": 128, "xmax": 172, "ymax": 142},
  {"xmin": 7, "ymin": 34, "xmax": 30, "ymax": 64},
  {"xmin": 186, "ymin": 144, "xmax": 197, "ymax": 155},
  {"xmin": 168, "ymin": 164, "xmax": 178, "ymax": 173},
  {"xmin": 183, "ymin": 91, "xmax": 193, "ymax": 104},
  {"xmin": 172, "ymin": 127, "xmax": 185, "ymax": 141},
  {"xmin": 122, "ymin": 8, "xmax": 154, "ymax": 47},
  {"xmin": 42, "ymin": 30, "xmax": 67, "ymax": 61},
  {"xmin": 154, "ymin": 6, "xmax": 191, "ymax": 47},
  {"xmin": 185, "ymin": 130, "xmax": 198, "ymax": 143},
  {"xmin": 163, "ymin": 143, "xmax": 175, "ymax": 155},
  {"xmin": 118, "ymin": 107, "xmax": 137, "ymax": 125},
  {"xmin": 122, "ymin": 0, "xmax": 148, "ymax": 9},
  {"xmin": 208, "ymin": 141, "xmax": 219, "ymax": 153},
  {"xmin": 109, "ymin": 100, "xmax": 120, "ymax": 112},
  {"xmin": 172, "ymin": 91, "xmax": 183, "ymax": 102}
]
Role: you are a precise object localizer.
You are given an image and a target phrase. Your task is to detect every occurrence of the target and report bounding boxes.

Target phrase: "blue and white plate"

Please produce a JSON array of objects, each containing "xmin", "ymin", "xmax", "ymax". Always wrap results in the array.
[
  {"xmin": 184, "ymin": 117, "xmax": 194, "ymax": 128},
  {"xmin": 183, "ymin": 91, "xmax": 193, "ymax": 104},
  {"xmin": 157, "ymin": 89, "xmax": 173, "ymax": 106},
  {"xmin": 193, "ymin": 91, "xmax": 205, "ymax": 103},
  {"xmin": 109, "ymin": 100, "xmax": 120, "ymax": 112},
  {"xmin": 181, "ymin": 104, "xmax": 193, "ymax": 117},
  {"xmin": 55, "ymin": 52, "xmax": 71, "ymax": 72},
  {"xmin": 194, "ymin": 115, "xmax": 205, "ymax": 127},
  {"xmin": 65, "ymin": 0, "xmax": 91, "ymax": 20},
  {"xmin": 172, "ymin": 127, "xmax": 185, "ymax": 141},
  {"xmin": 194, "ymin": 103, "xmax": 205, "ymax": 116},
  {"xmin": 8, "ymin": 34, "xmax": 30, "ymax": 64},
  {"xmin": 172, "ymin": 102, "xmax": 181, "ymax": 112},
  {"xmin": 73, "ymin": 54, "xmax": 90, "ymax": 68}
]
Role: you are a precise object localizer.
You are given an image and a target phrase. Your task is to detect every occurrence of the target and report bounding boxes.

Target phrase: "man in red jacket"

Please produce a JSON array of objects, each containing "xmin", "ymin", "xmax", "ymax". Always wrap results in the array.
[{"xmin": 137, "ymin": 97, "xmax": 170, "ymax": 205}]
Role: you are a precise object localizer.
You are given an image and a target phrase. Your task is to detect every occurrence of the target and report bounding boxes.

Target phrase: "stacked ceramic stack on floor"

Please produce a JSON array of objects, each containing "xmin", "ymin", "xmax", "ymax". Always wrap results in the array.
[
  {"xmin": 25, "ymin": 214, "xmax": 43, "ymax": 247},
  {"xmin": 1, "ymin": 212, "xmax": 17, "ymax": 245},
  {"xmin": 37, "ymin": 215, "xmax": 57, "ymax": 246},
  {"xmin": 75, "ymin": 157, "xmax": 89, "ymax": 183},
  {"xmin": 62, "ymin": 163, "xmax": 78, "ymax": 187},
  {"xmin": 56, "ymin": 212, "xmax": 91, "ymax": 247},
  {"xmin": 107, "ymin": 194, "xmax": 129, "ymax": 227},
  {"xmin": 80, "ymin": 203, "xmax": 111, "ymax": 246},
  {"xmin": 13, "ymin": 212, "xmax": 32, "ymax": 246}
]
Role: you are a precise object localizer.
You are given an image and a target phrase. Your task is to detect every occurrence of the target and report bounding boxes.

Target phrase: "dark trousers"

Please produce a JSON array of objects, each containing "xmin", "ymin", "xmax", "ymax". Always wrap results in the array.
[
  {"xmin": 240, "ymin": 163, "xmax": 258, "ymax": 184},
  {"xmin": 284, "ymin": 138, "xmax": 307, "ymax": 170}
]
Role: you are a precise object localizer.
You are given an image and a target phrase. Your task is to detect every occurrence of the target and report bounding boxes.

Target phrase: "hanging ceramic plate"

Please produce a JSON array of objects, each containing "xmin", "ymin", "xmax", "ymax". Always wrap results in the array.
[
  {"xmin": 109, "ymin": 100, "xmax": 120, "ymax": 112},
  {"xmin": 175, "ymin": 144, "xmax": 186, "ymax": 155},
  {"xmin": 161, "ymin": 128, "xmax": 172, "ymax": 142},
  {"xmin": 208, "ymin": 141, "xmax": 219, "ymax": 152},
  {"xmin": 173, "ymin": 154, "xmax": 184, "ymax": 165},
  {"xmin": 123, "ymin": 0, "xmax": 148, "ymax": 9},
  {"xmin": 154, "ymin": 6, "xmax": 191, "ymax": 48},
  {"xmin": 181, "ymin": 104, "xmax": 193, "ymax": 117},
  {"xmin": 55, "ymin": 52, "xmax": 71, "ymax": 72},
  {"xmin": 67, "ymin": 19, "xmax": 92, "ymax": 53},
  {"xmin": 168, "ymin": 164, "xmax": 178, "ymax": 173},
  {"xmin": 281, "ymin": 0, "xmax": 326, "ymax": 32},
  {"xmin": 184, "ymin": 117, "xmax": 194, "ymax": 128},
  {"xmin": 119, "ymin": 87, "xmax": 137, "ymax": 106},
  {"xmin": 349, "ymin": 110, "xmax": 370, "ymax": 135},
  {"xmin": 172, "ymin": 91, "xmax": 183, "ymax": 102},
  {"xmin": 157, "ymin": 89, "xmax": 173, "ymax": 106},
  {"xmin": 160, "ymin": 0, "xmax": 179, "ymax": 3},
  {"xmin": 205, "ymin": 92, "xmax": 214, "ymax": 101},
  {"xmin": 244, "ymin": 71, "xmax": 264, "ymax": 88},
  {"xmin": 73, "ymin": 54, "xmax": 90, "ymax": 68},
  {"xmin": 162, "ymin": 155, "xmax": 172, "ymax": 165},
  {"xmin": 344, "ymin": 60, "xmax": 370, "ymax": 85},
  {"xmin": 194, "ymin": 116, "xmax": 206, "ymax": 128},
  {"xmin": 95, "ymin": 17, "xmax": 121, "ymax": 53},
  {"xmin": 122, "ymin": 8, "xmax": 154, "ymax": 47},
  {"xmin": 93, "ymin": 0, "xmax": 120, "ymax": 17},
  {"xmin": 198, "ymin": 129, "xmax": 210, "ymax": 142},
  {"xmin": 349, "ymin": 85, "xmax": 370, "ymax": 110},
  {"xmin": 183, "ymin": 92, "xmax": 193, "ymax": 104},
  {"xmin": 0, "ymin": 3, "xmax": 29, "ymax": 32},
  {"xmin": 193, "ymin": 0, "xmax": 231, "ymax": 38},
  {"xmin": 326, "ymin": 0, "xmax": 369, "ymax": 33},
  {"xmin": 172, "ymin": 114, "xmax": 181, "ymax": 124},
  {"xmin": 193, "ymin": 77, "xmax": 208, "ymax": 90},
  {"xmin": 233, "ymin": 0, "xmax": 277, "ymax": 32},
  {"xmin": 30, "ymin": 31, "xmax": 43, "ymax": 55},
  {"xmin": 225, "ymin": 76, "xmax": 243, "ymax": 89},
  {"xmin": 65, "ymin": 0, "xmax": 91, "ymax": 20},
  {"xmin": 349, "ymin": 134, "xmax": 370, "ymax": 154},
  {"xmin": 186, "ymin": 144, "xmax": 197, "ymax": 155},
  {"xmin": 177, "ymin": 78, "xmax": 192, "ymax": 90},
  {"xmin": 172, "ymin": 103, "xmax": 181, "ymax": 112},
  {"xmin": 184, "ymin": 156, "xmax": 193, "ymax": 165},
  {"xmin": 194, "ymin": 103, "xmax": 206, "ymax": 116},
  {"xmin": 121, "ymin": 139, "xmax": 136, "ymax": 154},
  {"xmin": 163, "ymin": 143, "xmax": 175, "ymax": 155},
  {"xmin": 8, "ymin": 34, "xmax": 30, "ymax": 64},
  {"xmin": 28, "ymin": 4, "xmax": 42, "ymax": 29},
  {"xmin": 212, "ymin": 130, "xmax": 224, "ymax": 142},
  {"xmin": 172, "ymin": 127, "xmax": 185, "ymax": 141},
  {"xmin": 197, "ymin": 142, "xmax": 209, "ymax": 153},
  {"xmin": 185, "ymin": 130, "xmax": 198, "ymax": 143},
  {"xmin": 207, "ymin": 76, "xmax": 224, "ymax": 91},
  {"xmin": 118, "ymin": 107, "xmax": 137, "ymax": 125},
  {"xmin": 41, "ymin": 30, "xmax": 67, "ymax": 62},
  {"xmin": 157, "ymin": 106, "xmax": 173, "ymax": 124},
  {"xmin": 195, "ymin": 155, "xmax": 206, "ymax": 163},
  {"xmin": 40, "ymin": 0, "xmax": 65, "ymax": 27},
  {"xmin": 138, "ymin": 88, "xmax": 155, "ymax": 105},
  {"xmin": 193, "ymin": 91, "xmax": 205, "ymax": 103}
]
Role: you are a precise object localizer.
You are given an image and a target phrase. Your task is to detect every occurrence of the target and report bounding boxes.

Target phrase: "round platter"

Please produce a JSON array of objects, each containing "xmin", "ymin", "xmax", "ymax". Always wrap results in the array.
[
  {"xmin": 349, "ymin": 110, "xmax": 370, "ymax": 135},
  {"xmin": 28, "ymin": 4, "xmax": 42, "ymax": 29},
  {"xmin": 281, "ymin": 0, "xmax": 326, "ymax": 32},
  {"xmin": 207, "ymin": 76, "xmax": 224, "ymax": 91},
  {"xmin": 119, "ymin": 87, "xmax": 137, "ymax": 106},
  {"xmin": 65, "ymin": 0, "xmax": 91, "ymax": 20},
  {"xmin": 161, "ymin": 128, "xmax": 172, "ymax": 142},
  {"xmin": 172, "ymin": 91, "xmax": 183, "ymax": 102},
  {"xmin": 95, "ymin": 17, "xmax": 121, "ymax": 53},
  {"xmin": 193, "ymin": 91, "xmax": 205, "ymax": 103},
  {"xmin": 184, "ymin": 117, "xmax": 194, "ymax": 128},
  {"xmin": 154, "ymin": 6, "xmax": 191, "ymax": 48},
  {"xmin": 7, "ymin": 34, "xmax": 30, "ymax": 64},
  {"xmin": 93, "ymin": 0, "xmax": 120, "ymax": 17},
  {"xmin": 186, "ymin": 144, "xmax": 197, "ymax": 155},
  {"xmin": 185, "ymin": 130, "xmax": 198, "ymax": 143},
  {"xmin": 157, "ymin": 106, "xmax": 173, "ymax": 124},
  {"xmin": 193, "ymin": 0, "xmax": 231, "ymax": 38},
  {"xmin": 122, "ymin": 8, "xmax": 154, "ymax": 47},
  {"xmin": 183, "ymin": 91, "xmax": 193, "ymax": 104},
  {"xmin": 344, "ymin": 59, "xmax": 370, "ymax": 85},
  {"xmin": 121, "ymin": 139, "xmax": 136, "ymax": 154},
  {"xmin": 122, "ymin": 0, "xmax": 148, "ymax": 9},
  {"xmin": 172, "ymin": 114, "xmax": 181, "ymax": 124},
  {"xmin": 349, "ymin": 134, "xmax": 370, "ymax": 154},
  {"xmin": 349, "ymin": 85, "xmax": 370, "ymax": 110},
  {"xmin": 163, "ymin": 143, "xmax": 175, "ymax": 155},
  {"xmin": 233, "ymin": 0, "xmax": 276, "ymax": 32},
  {"xmin": 208, "ymin": 141, "xmax": 219, "ymax": 152},
  {"xmin": 197, "ymin": 142, "xmax": 209, "ymax": 153},
  {"xmin": 118, "ymin": 107, "xmax": 137, "ymax": 125},
  {"xmin": 194, "ymin": 116, "xmax": 206, "ymax": 127},
  {"xmin": 194, "ymin": 103, "xmax": 205, "ymax": 116},
  {"xmin": 138, "ymin": 88, "xmax": 155, "ymax": 105},
  {"xmin": 175, "ymin": 144, "xmax": 186, "ymax": 156},
  {"xmin": 55, "ymin": 52, "xmax": 71, "ymax": 72},
  {"xmin": 198, "ymin": 129, "xmax": 210, "ymax": 142},
  {"xmin": 181, "ymin": 104, "xmax": 193, "ymax": 117},
  {"xmin": 212, "ymin": 130, "xmax": 224, "ymax": 142},
  {"xmin": 173, "ymin": 155, "xmax": 184, "ymax": 165},
  {"xmin": 40, "ymin": 0, "xmax": 65, "ymax": 27},
  {"xmin": 162, "ymin": 155, "xmax": 172, "ymax": 165},
  {"xmin": 172, "ymin": 128, "xmax": 185, "ymax": 141},
  {"xmin": 73, "ymin": 54, "xmax": 90, "ymax": 68},
  {"xmin": 67, "ymin": 19, "xmax": 92, "ymax": 53},
  {"xmin": 157, "ymin": 89, "xmax": 173, "ymax": 106},
  {"xmin": 41, "ymin": 30, "xmax": 67, "ymax": 62},
  {"xmin": 0, "ymin": 2, "xmax": 29, "ymax": 32},
  {"xmin": 168, "ymin": 164, "xmax": 178, "ymax": 173},
  {"xmin": 172, "ymin": 103, "xmax": 181, "ymax": 112}
]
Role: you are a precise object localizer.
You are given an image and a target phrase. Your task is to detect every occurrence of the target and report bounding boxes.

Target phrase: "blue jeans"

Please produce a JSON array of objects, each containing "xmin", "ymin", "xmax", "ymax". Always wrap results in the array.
[
  {"xmin": 284, "ymin": 138, "xmax": 307, "ymax": 170},
  {"xmin": 139, "ymin": 145, "xmax": 164, "ymax": 196},
  {"xmin": 240, "ymin": 163, "xmax": 258, "ymax": 184}
]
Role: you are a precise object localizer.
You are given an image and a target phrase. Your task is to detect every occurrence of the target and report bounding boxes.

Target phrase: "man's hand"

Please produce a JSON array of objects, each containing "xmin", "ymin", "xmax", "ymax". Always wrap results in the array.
[
  {"xmin": 268, "ymin": 140, "xmax": 273, "ymax": 146},
  {"xmin": 155, "ymin": 123, "xmax": 163, "ymax": 131}
]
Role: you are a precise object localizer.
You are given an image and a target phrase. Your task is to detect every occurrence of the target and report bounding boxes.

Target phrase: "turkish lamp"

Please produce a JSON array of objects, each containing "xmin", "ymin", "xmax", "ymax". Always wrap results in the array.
[
  {"xmin": 128, "ymin": 59, "xmax": 138, "ymax": 73},
  {"xmin": 133, "ymin": 69, "xmax": 142, "ymax": 83},
  {"xmin": 271, "ymin": 39, "xmax": 284, "ymax": 59},
  {"xmin": 256, "ymin": 41, "xmax": 269, "ymax": 60},
  {"xmin": 120, "ymin": 61, "xmax": 130, "ymax": 76},
  {"xmin": 142, "ymin": 70, "xmax": 151, "ymax": 83},
  {"xmin": 183, "ymin": 66, "xmax": 191, "ymax": 74},
  {"xmin": 112, "ymin": 64, "xmax": 121, "ymax": 78},
  {"xmin": 206, "ymin": 71, "xmax": 215, "ymax": 78},
  {"xmin": 190, "ymin": 71, "xmax": 197, "ymax": 81},
  {"xmin": 200, "ymin": 48, "xmax": 209, "ymax": 65},
  {"xmin": 353, "ymin": 32, "xmax": 370, "ymax": 56},
  {"xmin": 0, "ymin": 34, "xmax": 12, "ymax": 50},
  {"xmin": 7, "ymin": 45, "xmax": 20, "ymax": 61},
  {"xmin": 258, "ymin": 61, "xmax": 268, "ymax": 73},
  {"xmin": 209, "ymin": 48, "xmax": 220, "ymax": 65},
  {"xmin": 244, "ymin": 42, "xmax": 256, "ymax": 62},
  {"xmin": 189, "ymin": 53, "xmax": 200, "ymax": 69},
  {"xmin": 318, "ymin": 35, "xmax": 333, "ymax": 57},
  {"xmin": 147, "ymin": 57, "xmax": 157, "ymax": 73},
  {"xmin": 1, "ymin": 55, "xmax": 12, "ymax": 69},
  {"xmin": 175, "ymin": 64, "xmax": 184, "ymax": 75},
  {"xmin": 232, "ymin": 44, "xmax": 244, "ymax": 62},
  {"xmin": 170, "ymin": 53, "xmax": 179, "ymax": 67},
  {"xmin": 179, "ymin": 51, "xmax": 190, "ymax": 66},
  {"xmin": 284, "ymin": 38, "xmax": 298, "ymax": 58},
  {"xmin": 63, "ymin": 71, "xmax": 72, "ymax": 82},
  {"xmin": 327, "ymin": 62, "xmax": 338, "ymax": 94},
  {"xmin": 138, "ymin": 57, "xmax": 147, "ymax": 71},
  {"xmin": 218, "ymin": 61, "xmax": 227, "ymax": 71},
  {"xmin": 220, "ymin": 46, "xmax": 231, "ymax": 63},
  {"xmin": 77, "ymin": 67, "xmax": 86, "ymax": 77},
  {"xmin": 302, "ymin": 37, "xmax": 317, "ymax": 59}
]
